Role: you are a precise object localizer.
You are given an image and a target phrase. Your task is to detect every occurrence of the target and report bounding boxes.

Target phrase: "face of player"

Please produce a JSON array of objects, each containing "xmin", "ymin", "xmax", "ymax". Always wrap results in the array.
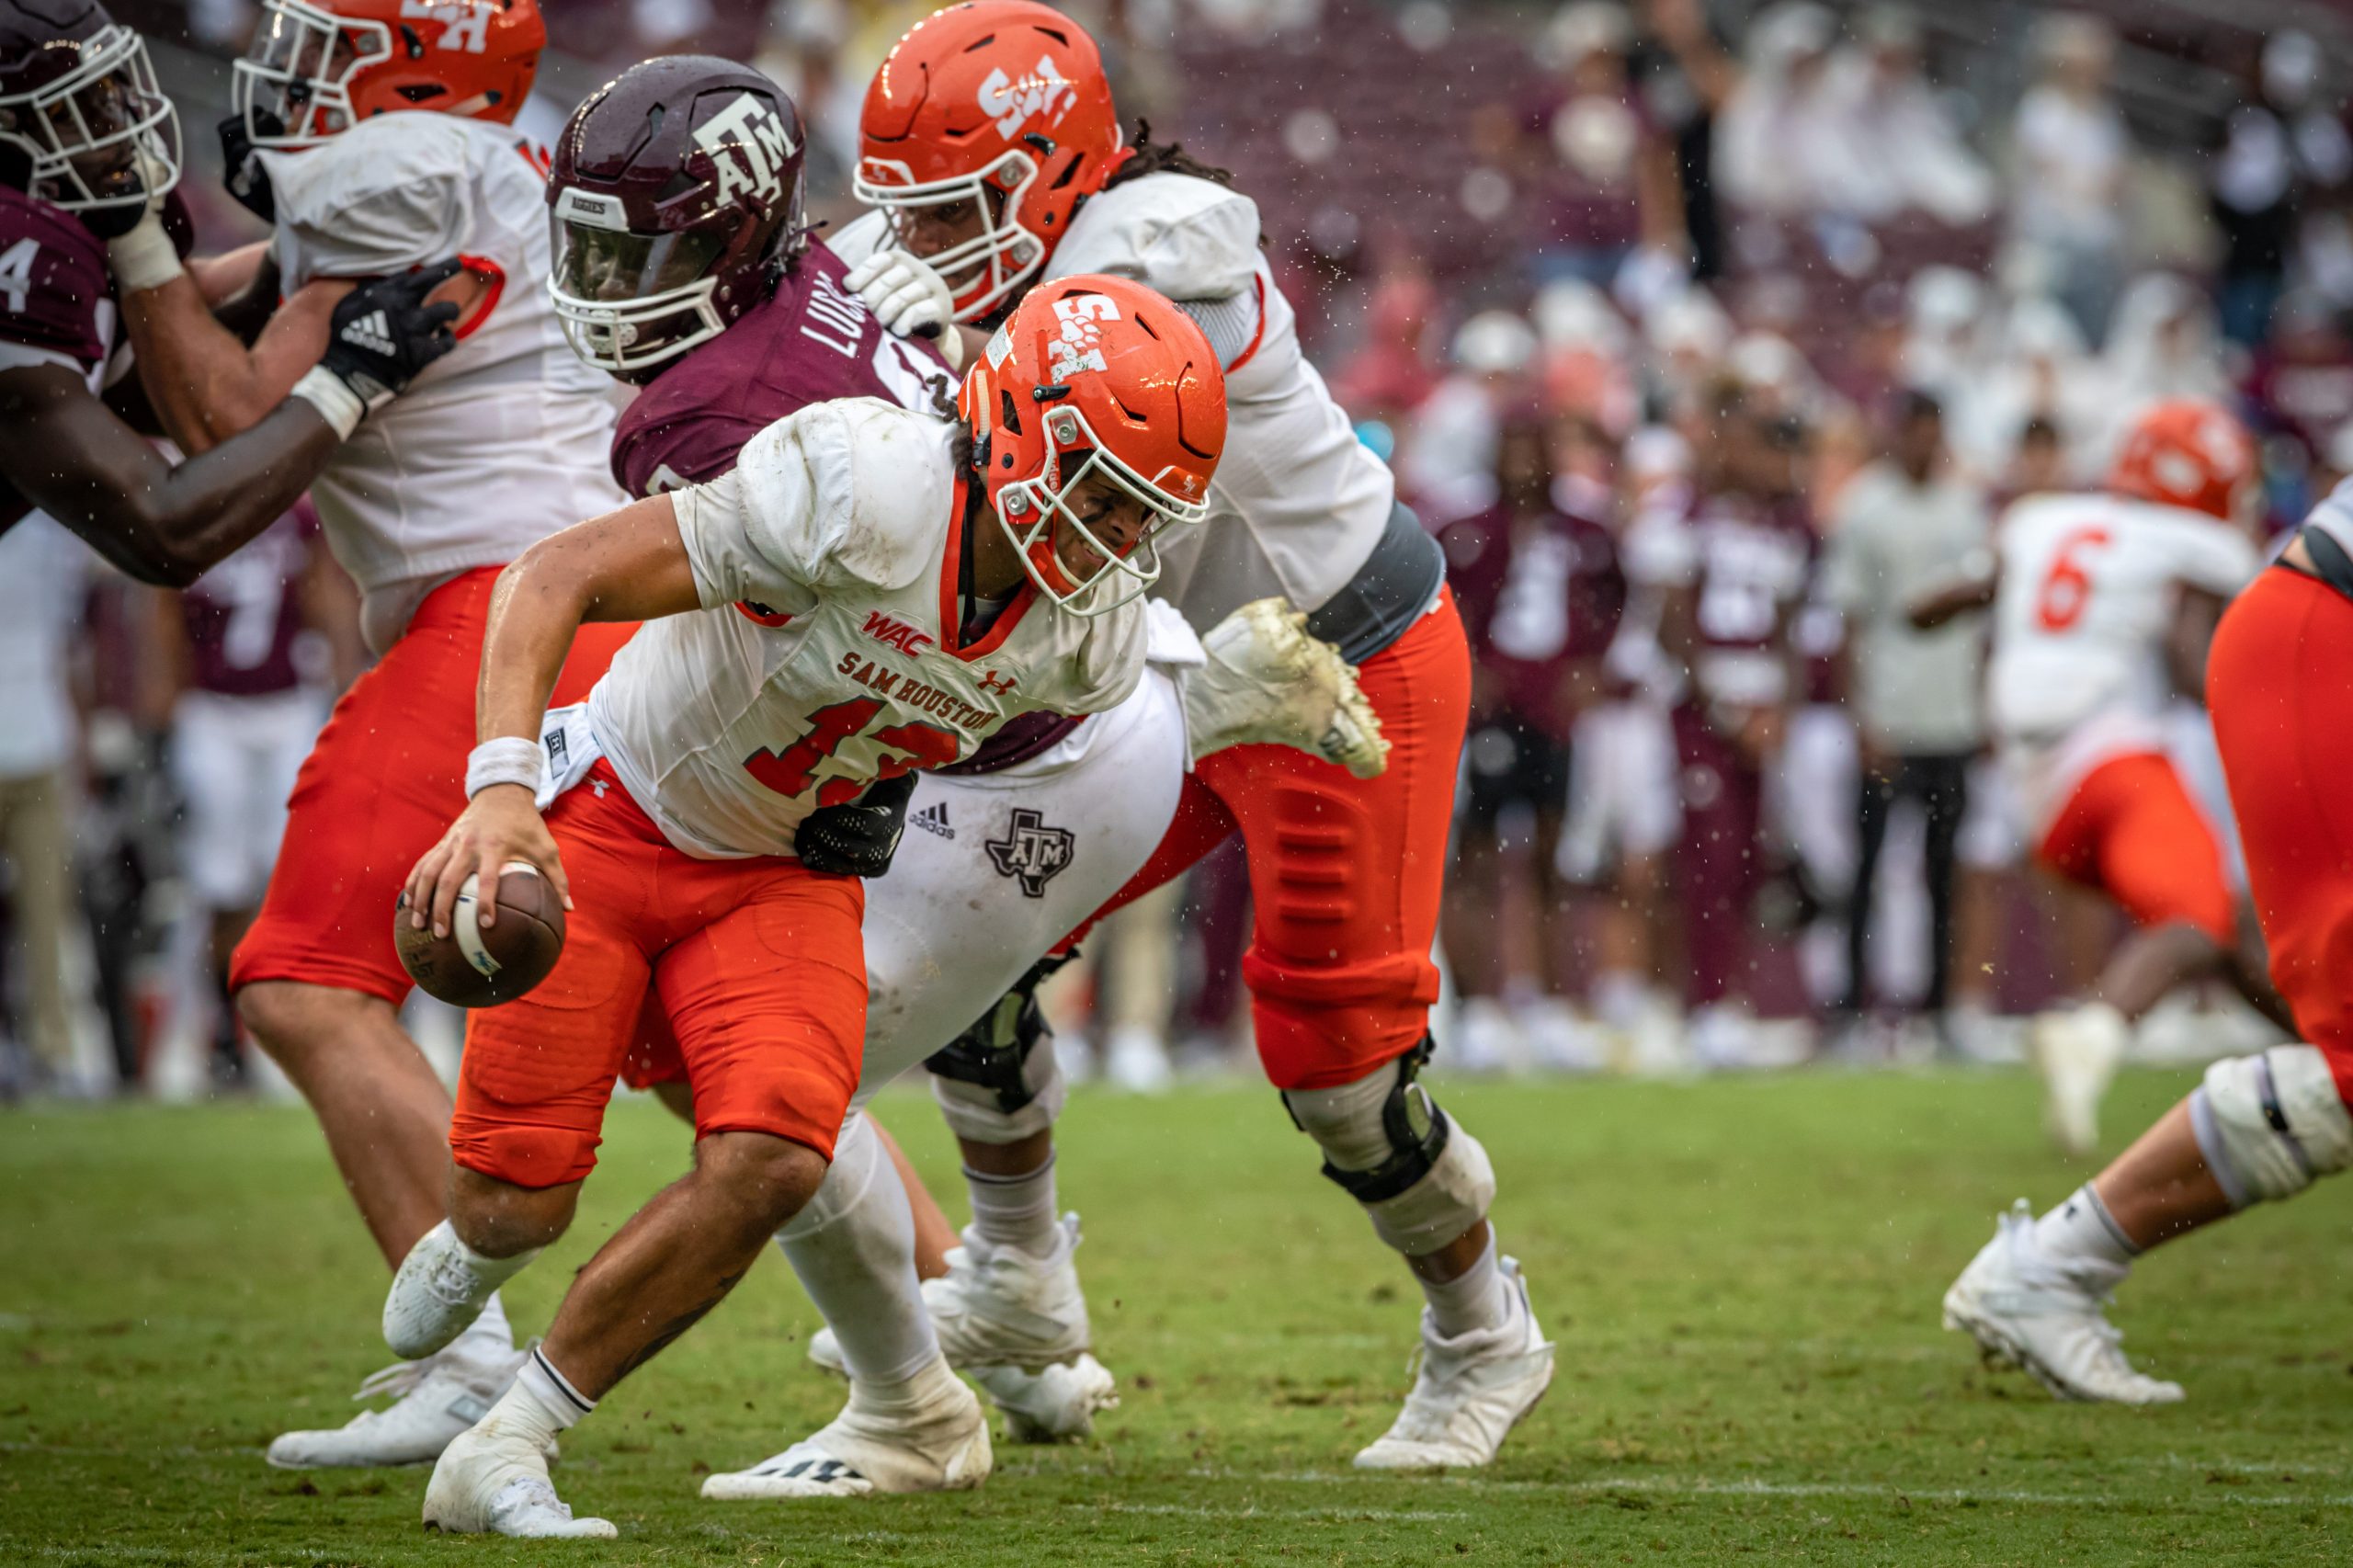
[
  {"xmin": 1049, "ymin": 469, "xmax": 1154, "ymax": 582},
  {"xmin": 886, "ymin": 187, "xmax": 1000, "ymax": 296}
]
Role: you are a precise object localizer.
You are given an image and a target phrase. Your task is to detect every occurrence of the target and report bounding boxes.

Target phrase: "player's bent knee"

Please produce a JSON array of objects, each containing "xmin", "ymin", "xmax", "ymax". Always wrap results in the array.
[
  {"xmin": 774, "ymin": 1111, "xmax": 883, "ymax": 1244},
  {"xmin": 2189, "ymin": 1045, "xmax": 2353, "ymax": 1207},
  {"xmin": 236, "ymin": 980, "xmax": 391, "ymax": 1074},
  {"xmin": 926, "ymin": 960, "xmax": 1068, "ymax": 1143},
  {"xmin": 1280, "ymin": 1040, "xmax": 1495, "ymax": 1256},
  {"xmin": 448, "ymin": 1165, "xmax": 580, "ymax": 1257},
  {"xmin": 697, "ymin": 1131, "xmax": 830, "ymax": 1236}
]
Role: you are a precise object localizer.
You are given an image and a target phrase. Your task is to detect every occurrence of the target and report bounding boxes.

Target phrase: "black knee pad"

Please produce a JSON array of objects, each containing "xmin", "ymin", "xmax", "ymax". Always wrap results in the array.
[{"xmin": 925, "ymin": 952, "xmax": 1070, "ymax": 1115}]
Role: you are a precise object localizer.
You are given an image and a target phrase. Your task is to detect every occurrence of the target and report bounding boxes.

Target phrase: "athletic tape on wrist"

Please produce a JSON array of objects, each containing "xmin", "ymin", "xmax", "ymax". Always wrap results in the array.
[
  {"xmin": 105, "ymin": 215, "xmax": 184, "ymax": 294},
  {"xmin": 465, "ymin": 736, "xmax": 544, "ymax": 800},
  {"xmin": 290, "ymin": 366, "xmax": 365, "ymax": 439}
]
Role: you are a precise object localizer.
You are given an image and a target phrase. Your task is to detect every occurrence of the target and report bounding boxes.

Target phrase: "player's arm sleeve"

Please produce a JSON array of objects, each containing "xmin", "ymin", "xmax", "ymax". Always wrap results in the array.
[
  {"xmin": 262, "ymin": 122, "xmax": 471, "ymax": 287},
  {"xmin": 1051, "ymin": 186, "xmax": 1265, "ymax": 369},
  {"xmin": 2178, "ymin": 527, "xmax": 2260, "ymax": 597}
]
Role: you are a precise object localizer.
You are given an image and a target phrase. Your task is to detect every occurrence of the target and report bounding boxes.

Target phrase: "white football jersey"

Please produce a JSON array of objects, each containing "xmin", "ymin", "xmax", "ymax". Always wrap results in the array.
[
  {"xmin": 1989, "ymin": 492, "xmax": 2256, "ymax": 824},
  {"xmin": 260, "ymin": 115, "xmax": 630, "ymax": 653},
  {"xmin": 587, "ymin": 399, "xmax": 1146, "ymax": 860},
  {"xmin": 837, "ymin": 171, "xmax": 1396, "ymax": 626}
]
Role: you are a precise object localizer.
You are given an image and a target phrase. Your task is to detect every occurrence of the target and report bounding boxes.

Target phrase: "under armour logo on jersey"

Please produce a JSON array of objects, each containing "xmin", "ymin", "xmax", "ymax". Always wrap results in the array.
[
  {"xmin": 977, "ymin": 56, "xmax": 1076, "ymax": 139},
  {"xmin": 1046, "ymin": 292, "xmax": 1120, "ymax": 381},
  {"xmin": 910, "ymin": 801, "xmax": 954, "ymax": 839},
  {"xmin": 695, "ymin": 93, "xmax": 799, "ymax": 209},
  {"xmin": 340, "ymin": 310, "xmax": 396, "ymax": 357},
  {"xmin": 863, "ymin": 609, "xmax": 935, "ymax": 657},
  {"xmin": 976, "ymin": 669, "xmax": 1017, "ymax": 695},
  {"xmin": 985, "ymin": 808, "xmax": 1075, "ymax": 898}
]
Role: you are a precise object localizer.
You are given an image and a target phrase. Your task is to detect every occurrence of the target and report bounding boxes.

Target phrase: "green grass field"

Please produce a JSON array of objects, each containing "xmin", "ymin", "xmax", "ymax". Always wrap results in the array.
[{"xmin": 6, "ymin": 1067, "xmax": 2352, "ymax": 1565}]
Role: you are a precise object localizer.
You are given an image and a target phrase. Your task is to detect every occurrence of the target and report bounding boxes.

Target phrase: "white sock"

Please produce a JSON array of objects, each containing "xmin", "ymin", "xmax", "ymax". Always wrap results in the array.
[
  {"xmin": 965, "ymin": 1153, "xmax": 1060, "ymax": 1256},
  {"xmin": 1419, "ymin": 1233, "xmax": 1510, "ymax": 1339},
  {"xmin": 448, "ymin": 1290, "xmax": 517, "ymax": 1364},
  {"xmin": 2033, "ymin": 1183, "xmax": 2138, "ymax": 1267},
  {"xmin": 848, "ymin": 1350, "xmax": 962, "ymax": 1422},
  {"xmin": 777, "ymin": 1114, "xmax": 942, "ymax": 1387},
  {"xmin": 503, "ymin": 1346, "xmax": 594, "ymax": 1443}
]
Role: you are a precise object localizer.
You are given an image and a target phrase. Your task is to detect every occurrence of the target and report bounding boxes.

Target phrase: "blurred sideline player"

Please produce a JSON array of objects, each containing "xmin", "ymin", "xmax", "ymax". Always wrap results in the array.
[
  {"xmin": 381, "ymin": 276, "xmax": 1225, "ymax": 1539},
  {"xmin": 1437, "ymin": 412, "xmax": 1624, "ymax": 1072},
  {"xmin": 1913, "ymin": 402, "xmax": 2283, "ymax": 1157},
  {"xmin": 0, "ymin": 1, "xmax": 458, "ymax": 579},
  {"xmin": 105, "ymin": 0, "xmax": 642, "ymax": 1467},
  {"xmin": 520, "ymin": 57, "xmax": 1374, "ymax": 1494},
  {"xmin": 1941, "ymin": 469, "xmax": 2353, "ymax": 1406},
  {"xmin": 155, "ymin": 499, "xmax": 359, "ymax": 1086},
  {"xmin": 835, "ymin": 1, "xmax": 1548, "ymax": 1470}
]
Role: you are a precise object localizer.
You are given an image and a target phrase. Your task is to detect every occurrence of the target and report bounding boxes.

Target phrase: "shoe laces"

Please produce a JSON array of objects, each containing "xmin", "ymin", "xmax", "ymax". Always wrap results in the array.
[
  {"xmin": 353, "ymin": 1358, "xmax": 433, "ymax": 1403},
  {"xmin": 422, "ymin": 1250, "xmax": 483, "ymax": 1307},
  {"xmin": 495, "ymin": 1475, "xmax": 573, "ymax": 1521}
]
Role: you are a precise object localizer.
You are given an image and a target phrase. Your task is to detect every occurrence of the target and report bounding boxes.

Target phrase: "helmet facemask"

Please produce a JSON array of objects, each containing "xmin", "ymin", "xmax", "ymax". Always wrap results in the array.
[
  {"xmin": 545, "ymin": 191, "xmax": 733, "ymax": 376},
  {"xmin": 233, "ymin": 0, "xmax": 390, "ymax": 149},
  {"xmin": 856, "ymin": 148, "xmax": 1046, "ymax": 324},
  {"xmin": 0, "ymin": 23, "xmax": 179, "ymax": 226},
  {"xmin": 995, "ymin": 402, "xmax": 1209, "ymax": 617}
]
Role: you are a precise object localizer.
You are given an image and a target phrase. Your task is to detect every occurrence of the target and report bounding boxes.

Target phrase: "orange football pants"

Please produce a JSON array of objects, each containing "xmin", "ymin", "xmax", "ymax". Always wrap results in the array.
[
  {"xmin": 2209, "ymin": 563, "xmax": 2353, "ymax": 1102},
  {"xmin": 1081, "ymin": 588, "xmax": 1470, "ymax": 1091},
  {"xmin": 2034, "ymin": 750, "xmax": 2235, "ymax": 946},
  {"xmin": 450, "ymin": 763, "xmax": 868, "ymax": 1189},
  {"xmin": 231, "ymin": 567, "xmax": 637, "ymax": 1005}
]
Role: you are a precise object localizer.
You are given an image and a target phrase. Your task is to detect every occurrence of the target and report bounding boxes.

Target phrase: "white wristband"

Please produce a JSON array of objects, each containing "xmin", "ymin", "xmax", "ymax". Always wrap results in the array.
[
  {"xmin": 290, "ymin": 365, "xmax": 365, "ymax": 439},
  {"xmin": 465, "ymin": 736, "xmax": 544, "ymax": 800},
  {"xmin": 105, "ymin": 212, "xmax": 184, "ymax": 295}
]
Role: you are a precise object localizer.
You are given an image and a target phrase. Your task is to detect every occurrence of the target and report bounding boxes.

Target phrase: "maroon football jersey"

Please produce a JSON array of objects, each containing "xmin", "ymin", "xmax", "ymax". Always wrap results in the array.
[
  {"xmin": 609, "ymin": 242, "xmax": 952, "ymax": 497},
  {"xmin": 182, "ymin": 502, "xmax": 317, "ymax": 698},
  {"xmin": 1681, "ymin": 490, "xmax": 1817, "ymax": 708},
  {"xmin": 1439, "ymin": 500, "xmax": 1625, "ymax": 742}
]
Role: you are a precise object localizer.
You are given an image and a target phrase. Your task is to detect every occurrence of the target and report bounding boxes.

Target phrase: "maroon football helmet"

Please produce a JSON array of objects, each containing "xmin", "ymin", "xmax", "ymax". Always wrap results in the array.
[
  {"xmin": 548, "ymin": 55, "xmax": 808, "ymax": 379},
  {"xmin": 0, "ymin": 0, "xmax": 179, "ymax": 234}
]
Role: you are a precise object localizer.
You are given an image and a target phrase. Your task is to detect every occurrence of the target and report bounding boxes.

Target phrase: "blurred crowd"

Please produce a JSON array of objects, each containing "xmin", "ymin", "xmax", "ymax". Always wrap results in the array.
[{"xmin": 5, "ymin": 0, "xmax": 2347, "ymax": 1096}]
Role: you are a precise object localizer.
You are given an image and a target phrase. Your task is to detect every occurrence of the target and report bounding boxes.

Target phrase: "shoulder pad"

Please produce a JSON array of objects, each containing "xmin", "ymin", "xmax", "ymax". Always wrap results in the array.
[
  {"xmin": 263, "ymin": 117, "xmax": 473, "ymax": 287},
  {"xmin": 734, "ymin": 399, "xmax": 957, "ymax": 594},
  {"xmin": 1051, "ymin": 173, "xmax": 1260, "ymax": 301}
]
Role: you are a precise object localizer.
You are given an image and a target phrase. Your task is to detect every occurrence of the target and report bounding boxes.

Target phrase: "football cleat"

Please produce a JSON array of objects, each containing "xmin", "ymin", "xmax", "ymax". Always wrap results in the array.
[
  {"xmin": 422, "ymin": 1409, "xmax": 612, "ymax": 1539},
  {"xmin": 2031, "ymin": 1003, "xmax": 2129, "ymax": 1159},
  {"xmin": 971, "ymin": 1353, "xmax": 1120, "ymax": 1445},
  {"xmin": 1942, "ymin": 1200, "xmax": 2185, "ymax": 1405},
  {"xmin": 1353, "ymin": 1256, "xmax": 1554, "ymax": 1471},
  {"xmin": 701, "ymin": 1357, "xmax": 991, "ymax": 1499},
  {"xmin": 266, "ymin": 1346, "xmax": 533, "ymax": 1470},
  {"xmin": 1184, "ymin": 598, "xmax": 1389, "ymax": 777},
  {"xmin": 383, "ymin": 1221, "xmax": 536, "ymax": 1360}
]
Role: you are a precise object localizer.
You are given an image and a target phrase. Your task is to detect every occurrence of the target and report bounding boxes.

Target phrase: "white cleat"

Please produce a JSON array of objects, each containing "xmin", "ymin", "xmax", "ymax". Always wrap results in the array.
[
  {"xmin": 1354, "ymin": 1257, "xmax": 1554, "ymax": 1471},
  {"xmin": 1942, "ymin": 1200, "xmax": 2185, "ymax": 1405},
  {"xmin": 2031, "ymin": 1003, "xmax": 2129, "ymax": 1159},
  {"xmin": 971, "ymin": 1352, "xmax": 1120, "ymax": 1444},
  {"xmin": 422, "ymin": 1412, "xmax": 613, "ymax": 1538},
  {"xmin": 1185, "ymin": 597, "xmax": 1389, "ymax": 777},
  {"xmin": 384, "ymin": 1221, "xmax": 535, "ymax": 1361},
  {"xmin": 1103, "ymin": 1024, "xmax": 1175, "ymax": 1095},
  {"xmin": 702, "ymin": 1358, "xmax": 991, "ymax": 1499},
  {"xmin": 267, "ymin": 1346, "xmax": 531, "ymax": 1470},
  {"xmin": 1452, "ymin": 997, "xmax": 1521, "ymax": 1075}
]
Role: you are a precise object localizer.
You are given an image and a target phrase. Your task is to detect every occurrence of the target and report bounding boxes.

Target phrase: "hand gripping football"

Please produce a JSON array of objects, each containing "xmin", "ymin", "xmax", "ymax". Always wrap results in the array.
[{"xmin": 394, "ymin": 863, "xmax": 565, "ymax": 1008}]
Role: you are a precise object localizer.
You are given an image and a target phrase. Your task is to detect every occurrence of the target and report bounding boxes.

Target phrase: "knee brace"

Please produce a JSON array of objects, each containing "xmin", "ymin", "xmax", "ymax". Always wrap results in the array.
[
  {"xmin": 1280, "ymin": 1039, "xmax": 1495, "ymax": 1256},
  {"xmin": 2188, "ymin": 1044, "xmax": 2353, "ymax": 1208},
  {"xmin": 774, "ymin": 1109, "xmax": 883, "ymax": 1244},
  {"xmin": 926, "ymin": 956, "xmax": 1069, "ymax": 1144}
]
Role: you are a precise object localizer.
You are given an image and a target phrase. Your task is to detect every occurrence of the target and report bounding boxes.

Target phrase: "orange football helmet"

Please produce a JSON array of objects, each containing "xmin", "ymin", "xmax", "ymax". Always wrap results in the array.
[
  {"xmin": 858, "ymin": 1, "xmax": 1126, "ymax": 322},
  {"xmin": 2108, "ymin": 399, "xmax": 2256, "ymax": 521},
  {"xmin": 961, "ymin": 274, "xmax": 1225, "ymax": 615},
  {"xmin": 233, "ymin": 0, "xmax": 543, "ymax": 150}
]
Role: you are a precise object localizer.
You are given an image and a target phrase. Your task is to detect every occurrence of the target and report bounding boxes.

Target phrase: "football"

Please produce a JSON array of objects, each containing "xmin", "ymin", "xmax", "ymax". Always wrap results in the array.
[{"xmin": 393, "ymin": 863, "xmax": 565, "ymax": 1008}]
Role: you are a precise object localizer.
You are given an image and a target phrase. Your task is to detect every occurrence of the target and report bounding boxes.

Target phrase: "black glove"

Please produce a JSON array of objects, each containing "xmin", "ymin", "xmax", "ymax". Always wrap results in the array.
[
  {"xmin": 794, "ymin": 771, "xmax": 916, "ymax": 878},
  {"xmin": 320, "ymin": 259, "xmax": 465, "ymax": 415},
  {"xmin": 217, "ymin": 110, "xmax": 279, "ymax": 223}
]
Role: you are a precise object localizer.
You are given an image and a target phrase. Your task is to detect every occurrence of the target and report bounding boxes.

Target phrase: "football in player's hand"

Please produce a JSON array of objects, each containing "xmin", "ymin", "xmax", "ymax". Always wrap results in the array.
[{"xmin": 394, "ymin": 864, "xmax": 565, "ymax": 1008}]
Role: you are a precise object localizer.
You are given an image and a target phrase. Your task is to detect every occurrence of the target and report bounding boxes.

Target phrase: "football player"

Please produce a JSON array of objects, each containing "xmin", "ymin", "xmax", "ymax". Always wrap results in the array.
[
  {"xmin": 835, "ymin": 0, "xmax": 1547, "ymax": 1471},
  {"xmin": 1942, "ymin": 421, "xmax": 2353, "ymax": 1406},
  {"xmin": 535, "ymin": 56, "xmax": 1381, "ymax": 1494},
  {"xmin": 101, "ymin": 0, "xmax": 642, "ymax": 1469},
  {"xmin": 382, "ymin": 275, "xmax": 1222, "ymax": 1538},
  {"xmin": 0, "ymin": 0, "xmax": 458, "ymax": 579},
  {"xmin": 1915, "ymin": 402, "xmax": 2281, "ymax": 1160}
]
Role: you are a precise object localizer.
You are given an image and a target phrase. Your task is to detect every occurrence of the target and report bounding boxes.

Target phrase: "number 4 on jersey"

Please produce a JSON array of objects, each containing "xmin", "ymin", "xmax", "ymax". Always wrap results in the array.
[
  {"xmin": 2035, "ymin": 524, "xmax": 2110, "ymax": 632},
  {"xmin": 0, "ymin": 238, "xmax": 39, "ymax": 315},
  {"xmin": 744, "ymin": 698, "xmax": 961, "ymax": 807}
]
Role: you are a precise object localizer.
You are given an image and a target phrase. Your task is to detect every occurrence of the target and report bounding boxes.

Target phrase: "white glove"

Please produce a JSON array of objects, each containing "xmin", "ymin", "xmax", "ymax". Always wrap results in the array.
[
  {"xmin": 105, "ymin": 143, "xmax": 183, "ymax": 296},
  {"xmin": 843, "ymin": 249, "xmax": 963, "ymax": 371}
]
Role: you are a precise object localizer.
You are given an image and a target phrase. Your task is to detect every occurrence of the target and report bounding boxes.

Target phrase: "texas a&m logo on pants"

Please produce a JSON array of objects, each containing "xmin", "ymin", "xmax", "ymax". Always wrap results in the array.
[{"xmin": 984, "ymin": 808, "xmax": 1075, "ymax": 897}]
